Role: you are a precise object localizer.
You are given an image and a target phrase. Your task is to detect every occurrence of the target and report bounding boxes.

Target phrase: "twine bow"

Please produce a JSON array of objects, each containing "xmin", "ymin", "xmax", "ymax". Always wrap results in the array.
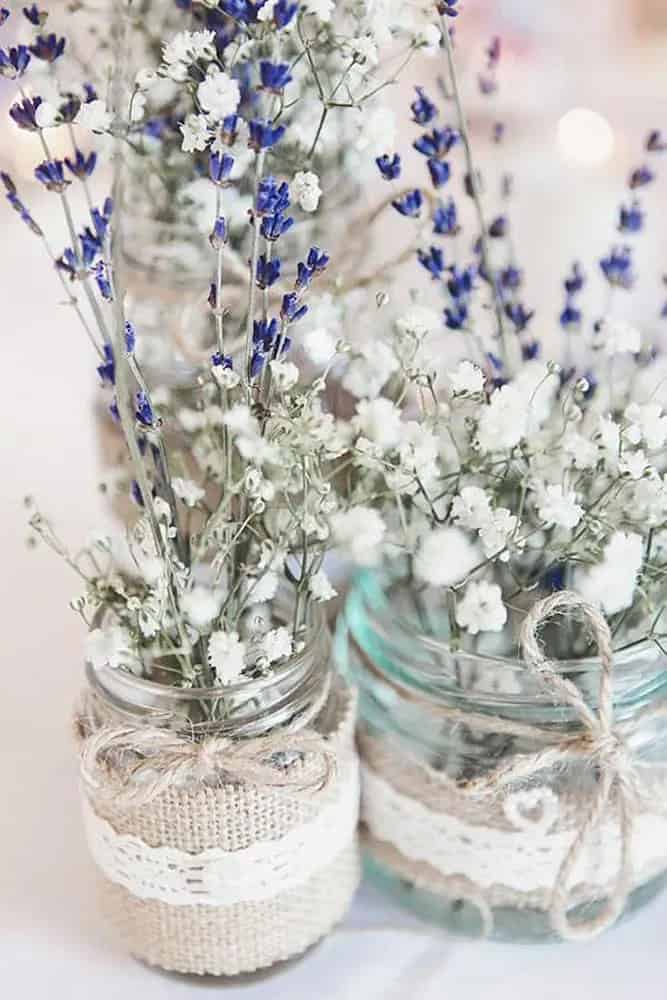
[
  {"xmin": 78, "ymin": 715, "xmax": 336, "ymax": 809},
  {"xmin": 466, "ymin": 590, "xmax": 646, "ymax": 941}
]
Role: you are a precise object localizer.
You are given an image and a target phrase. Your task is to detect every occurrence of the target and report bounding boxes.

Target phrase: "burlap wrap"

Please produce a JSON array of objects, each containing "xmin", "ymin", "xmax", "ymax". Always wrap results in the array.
[{"xmin": 79, "ymin": 680, "xmax": 360, "ymax": 976}]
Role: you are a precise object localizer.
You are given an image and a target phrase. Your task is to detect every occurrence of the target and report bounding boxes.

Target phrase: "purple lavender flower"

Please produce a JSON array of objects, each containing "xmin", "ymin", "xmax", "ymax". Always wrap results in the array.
[
  {"xmin": 427, "ymin": 158, "xmax": 451, "ymax": 188},
  {"xmin": 488, "ymin": 215, "xmax": 508, "ymax": 238},
  {"xmin": 647, "ymin": 130, "xmax": 667, "ymax": 153},
  {"xmin": 564, "ymin": 262, "xmax": 585, "ymax": 295},
  {"xmin": 34, "ymin": 159, "xmax": 69, "ymax": 192},
  {"xmin": 211, "ymin": 351, "xmax": 233, "ymax": 369},
  {"xmin": 0, "ymin": 44, "xmax": 31, "ymax": 78},
  {"xmin": 261, "ymin": 212, "xmax": 294, "ymax": 241},
  {"xmin": 618, "ymin": 199, "xmax": 643, "ymax": 233},
  {"xmin": 0, "ymin": 8, "xmax": 10, "ymax": 25},
  {"xmin": 259, "ymin": 60, "xmax": 292, "ymax": 93},
  {"xmin": 65, "ymin": 148, "xmax": 97, "ymax": 179},
  {"xmin": 281, "ymin": 292, "xmax": 308, "ymax": 323},
  {"xmin": 272, "ymin": 0, "xmax": 298, "ymax": 29},
  {"xmin": 306, "ymin": 245, "xmax": 329, "ymax": 272},
  {"xmin": 130, "ymin": 480, "xmax": 144, "ymax": 507},
  {"xmin": 256, "ymin": 253, "xmax": 281, "ymax": 288},
  {"xmin": 414, "ymin": 126, "xmax": 459, "ymax": 158},
  {"xmin": 392, "ymin": 189, "xmax": 423, "ymax": 218},
  {"xmin": 256, "ymin": 176, "xmax": 290, "ymax": 215},
  {"xmin": 97, "ymin": 344, "xmax": 115, "ymax": 386},
  {"xmin": 30, "ymin": 32, "xmax": 65, "ymax": 62},
  {"xmin": 248, "ymin": 119, "xmax": 286, "ymax": 151},
  {"xmin": 559, "ymin": 302, "xmax": 582, "ymax": 328},
  {"xmin": 521, "ymin": 340, "xmax": 540, "ymax": 361},
  {"xmin": 444, "ymin": 302, "xmax": 468, "ymax": 330},
  {"xmin": 135, "ymin": 391, "xmax": 154, "ymax": 427},
  {"xmin": 493, "ymin": 122, "xmax": 505, "ymax": 144},
  {"xmin": 56, "ymin": 247, "xmax": 78, "ymax": 279},
  {"xmin": 221, "ymin": 0, "xmax": 254, "ymax": 20},
  {"xmin": 209, "ymin": 215, "xmax": 227, "ymax": 249},
  {"xmin": 23, "ymin": 5, "xmax": 46, "ymax": 25},
  {"xmin": 125, "ymin": 321, "xmax": 136, "ymax": 353},
  {"xmin": 94, "ymin": 261, "xmax": 112, "ymax": 301},
  {"xmin": 448, "ymin": 265, "xmax": 476, "ymax": 299},
  {"xmin": 209, "ymin": 151, "xmax": 234, "ymax": 184},
  {"xmin": 505, "ymin": 302, "xmax": 534, "ymax": 331},
  {"xmin": 376, "ymin": 154, "xmax": 401, "ymax": 180},
  {"xmin": 219, "ymin": 114, "xmax": 239, "ymax": 145},
  {"xmin": 433, "ymin": 199, "xmax": 459, "ymax": 236},
  {"xmin": 437, "ymin": 0, "xmax": 459, "ymax": 17},
  {"xmin": 629, "ymin": 165, "xmax": 654, "ymax": 189},
  {"xmin": 411, "ymin": 87, "xmax": 438, "ymax": 125},
  {"xmin": 2, "ymin": 171, "xmax": 43, "ymax": 236},
  {"xmin": 295, "ymin": 247, "xmax": 329, "ymax": 289},
  {"xmin": 499, "ymin": 265, "xmax": 522, "ymax": 291},
  {"xmin": 253, "ymin": 318, "xmax": 279, "ymax": 351},
  {"xmin": 417, "ymin": 246, "xmax": 445, "ymax": 279},
  {"xmin": 9, "ymin": 96, "xmax": 43, "ymax": 131},
  {"xmin": 600, "ymin": 245, "xmax": 634, "ymax": 289}
]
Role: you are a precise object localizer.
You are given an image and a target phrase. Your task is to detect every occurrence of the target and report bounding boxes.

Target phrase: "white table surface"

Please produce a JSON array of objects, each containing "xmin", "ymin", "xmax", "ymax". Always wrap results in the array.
[{"xmin": 2, "ymin": 195, "xmax": 667, "ymax": 1000}]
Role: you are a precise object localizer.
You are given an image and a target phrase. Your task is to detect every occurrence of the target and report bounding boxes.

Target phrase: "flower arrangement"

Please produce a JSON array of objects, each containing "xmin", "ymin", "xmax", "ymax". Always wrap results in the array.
[
  {"xmin": 6, "ymin": 0, "xmax": 667, "ymax": 682},
  {"xmin": 322, "ymin": 13, "xmax": 667, "ymax": 660}
]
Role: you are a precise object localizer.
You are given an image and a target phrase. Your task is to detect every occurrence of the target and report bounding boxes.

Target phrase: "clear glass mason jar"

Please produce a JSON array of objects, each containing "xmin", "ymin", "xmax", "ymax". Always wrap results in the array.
[
  {"xmin": 80, "ymin": 605, "xmax": 360, "ymax": 978},
  {"xmin": 335, "ymin": 569, "xmax": 667, "ymax": 943}
]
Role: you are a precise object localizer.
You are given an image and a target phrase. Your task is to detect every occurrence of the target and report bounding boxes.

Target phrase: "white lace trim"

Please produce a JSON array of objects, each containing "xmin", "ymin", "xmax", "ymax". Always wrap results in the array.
[
  {"xmin": 361, "ymin": 764, "xmax": 667, "ymax": 894},
  {"xmin": 83, "ymin": 768, "xmax": 360, "ymax": 907}
]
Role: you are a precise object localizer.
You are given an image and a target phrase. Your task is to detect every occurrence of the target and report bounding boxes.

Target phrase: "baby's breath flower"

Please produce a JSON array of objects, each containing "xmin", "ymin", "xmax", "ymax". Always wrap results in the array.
[
  {"xmin": 262, "ymin": 626, "xmax": 293, "ymax": 664},
  {"xmin": 536, "ymin": 484, "xmax": 584, "ymax": 530},
  {"xmin": 208, "ymin": 630, "xmax": 246, "ymax": 684},
  {"xmin": 448, "ymin": 360, "xmax": 485, "ymax": 395},
  {"xmin": 455, "ymin": 581, "xmax": 507, "ymax": 635},
  {"xmin": 181, "ymin": 587, "xmax": 222, "ymax": 629},
  {"xmin": 414, "ymin": 527, "xmax": 479, "ymax": 588},
  {"xmin": 575, "ymin": 532, "xmax": 643, "ymax": 616},
  {"xmin": 173, "ymin": 478, "xmax": 206, "ymax": 507},
  {"xmin": 85, "ymin": 626, "xmax": 139, "ymax": 672},
  {"xmin": 292, "ymin": 170, "xmax": 321, "ymax": 212},
  {"xmin": 331, "ymin": 507, "xmax": 386, "ymax": 566}
]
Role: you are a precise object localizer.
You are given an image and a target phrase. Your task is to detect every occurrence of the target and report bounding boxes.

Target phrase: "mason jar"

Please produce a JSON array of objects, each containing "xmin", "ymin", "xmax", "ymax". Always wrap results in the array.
[
  {"xmin": 78, "ymin": 604, "xmax": 360, "ymax": 977},
  {"xmin": 335, "ymin": 569, "xmax": 667, "ymax": 942}
]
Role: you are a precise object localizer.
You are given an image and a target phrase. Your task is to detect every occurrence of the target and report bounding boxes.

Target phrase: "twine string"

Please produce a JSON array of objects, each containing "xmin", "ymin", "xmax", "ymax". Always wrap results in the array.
[
  {"xmin": 77, "ymin": 706, "xmax": 336, "ymax": 809},
  {"xmin": 468, "ymin": 591, "xmax": 638, "ymax": 940}
]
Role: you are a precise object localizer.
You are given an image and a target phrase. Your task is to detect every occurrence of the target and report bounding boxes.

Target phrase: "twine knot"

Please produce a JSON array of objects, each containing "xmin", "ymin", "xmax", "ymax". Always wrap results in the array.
[
  {"xmin": 76, "ymin": 705, "xmax": 337, "ymax": 809},
  {"xmin": 517, "ymin": 591, "xmax": 637, "ymax": 941}
]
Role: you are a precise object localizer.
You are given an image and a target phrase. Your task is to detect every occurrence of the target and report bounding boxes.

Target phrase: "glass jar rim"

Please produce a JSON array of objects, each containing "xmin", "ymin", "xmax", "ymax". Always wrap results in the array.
[
  {"xmin": 353, "ymin": 568, "xmax": 661, "ymax": 676},
  {"xmin": 87, "ymin": 601, "xmax": 327, "ymax": 702}
]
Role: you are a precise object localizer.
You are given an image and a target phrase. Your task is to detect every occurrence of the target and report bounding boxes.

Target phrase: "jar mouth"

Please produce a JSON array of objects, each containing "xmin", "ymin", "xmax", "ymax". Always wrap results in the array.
[
  {"xmin": 346, "ymin": 570, "xmax": 667, "ymax": 717},
  {"xmin": 355, "ymin": 568, "xmax": 657, "ymax": 673},
  {"xmin": 88, "ymin": 601, "xmax": 327, "ymax": 701}
]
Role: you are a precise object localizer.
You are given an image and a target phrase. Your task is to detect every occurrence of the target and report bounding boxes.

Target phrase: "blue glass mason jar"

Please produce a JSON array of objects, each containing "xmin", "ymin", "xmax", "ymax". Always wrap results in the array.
[{"xmin": 335, "ymin": 569, "xmax": 667, "ymax": 942}]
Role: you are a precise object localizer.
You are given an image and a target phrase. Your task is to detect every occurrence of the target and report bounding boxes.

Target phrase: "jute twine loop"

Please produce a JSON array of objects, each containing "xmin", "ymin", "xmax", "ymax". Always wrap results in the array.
[
  {"xmin": 77, "ymin": 711, "xmax": 336, "ymax": 810},
  {"xmin": 468, "ymin": 590, "xmax": 637, "ymax": 940}
]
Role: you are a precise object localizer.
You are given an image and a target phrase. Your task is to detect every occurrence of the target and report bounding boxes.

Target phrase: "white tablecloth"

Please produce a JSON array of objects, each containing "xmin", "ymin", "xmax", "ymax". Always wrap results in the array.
[{"xmin": 2, "ymin": 195, "xmax": 667, "ymax": 1000}]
